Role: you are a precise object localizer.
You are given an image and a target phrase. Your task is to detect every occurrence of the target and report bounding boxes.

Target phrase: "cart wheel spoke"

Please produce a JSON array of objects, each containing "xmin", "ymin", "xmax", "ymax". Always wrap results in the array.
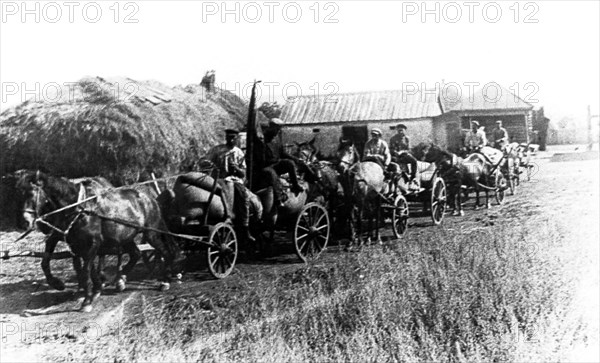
[
  {"xmin": 314, "ymin": 212, "xmax": 326, "ymax": 225},
  {"xmin": 296, "ymin": 225, "xmax": 309, "ymax": 232},
  {"xmin": 299, "ymin": 239, "xmax": 309, "ymax": 253},
  {"xmin": 316, "ymin": 224, "xmax": 329, "ymax": 231}
]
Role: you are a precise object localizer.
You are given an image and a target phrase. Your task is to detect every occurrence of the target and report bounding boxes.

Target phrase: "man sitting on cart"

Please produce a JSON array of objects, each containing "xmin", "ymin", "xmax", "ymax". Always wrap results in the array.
[
  {"xmin": 259, "ymin": 118, "xmax": 304, "ymax": 207},
  {"xmin": 362, "ymin": 128, "xmax": 391, "ymax": 169},
  {"xmin": 389, "ymin": 123, "xmax": 419, "ymax": 190},
  {"xmin": 204, "ymin": 129, "xmax": 254, "ymax": 242},
  {"xmin": 464, "ymin": 120, "xmax": 487, "ymax": 153}
]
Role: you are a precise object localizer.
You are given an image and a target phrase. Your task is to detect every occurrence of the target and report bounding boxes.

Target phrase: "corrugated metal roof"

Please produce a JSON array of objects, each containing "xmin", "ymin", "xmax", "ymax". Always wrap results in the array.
[
  {"xmin": 441, "ymin": 84, "xmax": 533, "ymax": 113},
  {"xmin": 281, "ymin": 90, "xmax": 442, "ymax": 125}
]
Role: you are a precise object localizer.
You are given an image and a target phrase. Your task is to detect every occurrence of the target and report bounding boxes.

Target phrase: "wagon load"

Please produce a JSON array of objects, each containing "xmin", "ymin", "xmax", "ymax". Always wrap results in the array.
[{"xmin": 0, "ymin": 76, "xmax": 252, "ymax": 185}]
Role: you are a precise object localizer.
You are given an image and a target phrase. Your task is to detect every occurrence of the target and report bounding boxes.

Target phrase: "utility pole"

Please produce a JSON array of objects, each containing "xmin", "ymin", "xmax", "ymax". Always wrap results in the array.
[{"xmin": 587, "ymin": 105, "xmax": 599, "ymax": 151}]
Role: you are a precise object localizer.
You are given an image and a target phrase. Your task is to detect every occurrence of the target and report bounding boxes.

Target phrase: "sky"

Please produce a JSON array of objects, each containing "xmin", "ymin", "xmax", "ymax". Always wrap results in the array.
[{"xmin": 1, "ymin": 0, "xmax": 599, "ymax": 125}]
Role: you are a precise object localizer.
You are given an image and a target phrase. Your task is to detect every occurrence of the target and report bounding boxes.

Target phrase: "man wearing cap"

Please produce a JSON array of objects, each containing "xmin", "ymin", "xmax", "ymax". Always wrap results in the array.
[
  {"xmin": 362, "ymin": 128, "xmax": 391, "ymax": 168},
  {"xmin": 389, "ymin": 124, "xmax": 418, "ymax": 182},
  {"xmin": 204, "ymin": 129, "xmax": 254, "ymax": 242},
  {"xmin": 205, "ymin": 129, "xmax": 246, "ymax": 183},
  {"xmin": 464, "ymin": 120, "xmax": 487, "ymax": 152},
  {"xmin": 492, "ymin": 120, "xmax": 509, "ymax": 150},
  {"xmin": 259, "ymin": 118, "xmax": 304, "ymax": 206}
]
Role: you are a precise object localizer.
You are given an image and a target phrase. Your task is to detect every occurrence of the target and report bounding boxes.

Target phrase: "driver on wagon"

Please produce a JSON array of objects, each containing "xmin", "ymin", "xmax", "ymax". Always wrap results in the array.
[
  {"xmin": 204, "ymin": 129, "xmax": 254, "ymax": 242},
  {"xmin": 389, "ymin": 123, "xmax": 419, "ymax": 183},
  {"xmin": 464, "ymin": 120, "xmax": 487, "ymax": 152},
  {"xmin": 259, "ymin": 118, "xmax": 304, "ymax": 207},
  {"xmin": 362, "ymin": 128, "xmax": 391, "ymax": 168}
]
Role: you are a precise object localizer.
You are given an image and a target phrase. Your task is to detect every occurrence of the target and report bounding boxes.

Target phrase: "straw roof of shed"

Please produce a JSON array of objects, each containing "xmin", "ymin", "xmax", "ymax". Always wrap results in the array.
[{"xmin": 0, "ymin": 76, "xmax": 261, "ymax": 185}]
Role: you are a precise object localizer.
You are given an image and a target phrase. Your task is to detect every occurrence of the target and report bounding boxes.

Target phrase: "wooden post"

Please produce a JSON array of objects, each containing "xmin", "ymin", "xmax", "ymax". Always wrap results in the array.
[
  {"xmin": 588, "ymin": 105, "xmax": 599, "ymax": 151},
  {"xmin": 246, "ymin": 80, "xmax": 261, "ymax": 191}
]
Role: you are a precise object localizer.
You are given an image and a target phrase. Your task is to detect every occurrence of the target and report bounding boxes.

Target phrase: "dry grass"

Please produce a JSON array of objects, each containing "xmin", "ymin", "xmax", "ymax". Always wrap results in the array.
[
  {"xmin": 84, "ymin": 215, "xmax": 583, "ymax": 362},
  {"xmin": 0, "ymin": 77, "xmax": 259, "ymax": 186}
]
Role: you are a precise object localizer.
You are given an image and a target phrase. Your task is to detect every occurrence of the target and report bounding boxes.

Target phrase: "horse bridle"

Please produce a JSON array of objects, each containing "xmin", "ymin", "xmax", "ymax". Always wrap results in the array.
[{"xmin": 21, "ymin": 182, "xmax": 48, "ymax": 220}]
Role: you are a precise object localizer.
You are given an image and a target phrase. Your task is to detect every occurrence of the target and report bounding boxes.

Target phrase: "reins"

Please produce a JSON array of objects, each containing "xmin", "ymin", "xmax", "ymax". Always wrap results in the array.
[{"xmin": 12, "ymin": 170, "xmax": 215, "ymax": 246}]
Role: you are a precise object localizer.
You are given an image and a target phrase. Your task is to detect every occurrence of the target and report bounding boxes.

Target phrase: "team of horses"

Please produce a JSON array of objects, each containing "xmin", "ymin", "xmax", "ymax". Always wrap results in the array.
[{"xmin": 10, "ymin": 140, "xmax": 518, "ymax": 312}]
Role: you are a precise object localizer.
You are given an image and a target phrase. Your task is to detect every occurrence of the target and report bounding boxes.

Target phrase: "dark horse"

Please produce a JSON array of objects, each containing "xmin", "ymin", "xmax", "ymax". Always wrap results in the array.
[
  {"xmin": 15, "ymin": 170, "xmax": 115, "ymax": 291},
  {"xmin": 16, "ymin": 171, "xmax": 180, "ymax": 312},
  {"xmin": 415, "ymin": 143, "xmax": 502, "ymax": 215}
]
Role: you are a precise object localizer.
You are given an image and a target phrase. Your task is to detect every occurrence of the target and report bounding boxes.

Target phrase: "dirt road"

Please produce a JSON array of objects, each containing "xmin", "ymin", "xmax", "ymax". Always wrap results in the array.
[{"xmin": 1, "ymin": 147, "xmax": 598, "ymax": 361}]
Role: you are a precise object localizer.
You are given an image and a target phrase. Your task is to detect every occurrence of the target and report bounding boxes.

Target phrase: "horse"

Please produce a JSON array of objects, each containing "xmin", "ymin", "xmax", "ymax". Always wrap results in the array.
[
  {"xmin": 294, "ymin": 140, "xmax": 354, "ymax": 238},
  {"xmin": 16, "ymin": 171, "xmax": 180, "ymax": 312},
  {"xmin": 417, "ymin": 143, "xmax": 503, "ymax": 215},
  {"xmin": 501, "ymin": 142, "xmax": 521, "ymax": 194},
  {"xmin": 342, "ymin": 160, "xmax": 386, "ymax": 246},
  {"xmin": 14, "ymin": 170, "xmax": 118, "ymax": 291},
  {"xmin": 335, "ymin": 142, "xmax": 360, "ymax": 175}
]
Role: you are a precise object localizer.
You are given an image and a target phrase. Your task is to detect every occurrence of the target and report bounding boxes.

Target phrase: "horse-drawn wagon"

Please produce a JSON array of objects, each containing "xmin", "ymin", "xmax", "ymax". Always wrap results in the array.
[{"xmin": 377, "ymin": 160, "xmax": 447, "ymax": 239}]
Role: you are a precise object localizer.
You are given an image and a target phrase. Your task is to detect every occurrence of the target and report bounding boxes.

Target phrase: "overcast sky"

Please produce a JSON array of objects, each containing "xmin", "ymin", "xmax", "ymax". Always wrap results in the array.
[{"xmin": 1, "ymin": 1, "xmax": 599, "ymax": 124}]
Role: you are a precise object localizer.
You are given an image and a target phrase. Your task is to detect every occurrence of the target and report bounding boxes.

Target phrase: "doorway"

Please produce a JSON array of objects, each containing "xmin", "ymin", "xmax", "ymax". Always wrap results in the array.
[{"xmin": 342, "ymin": 125, "xmax": 369, "ymax": 157}]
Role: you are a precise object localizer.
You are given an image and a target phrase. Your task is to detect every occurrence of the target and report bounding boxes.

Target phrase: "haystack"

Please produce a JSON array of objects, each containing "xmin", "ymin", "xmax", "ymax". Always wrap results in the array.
[{"xmin": 0, "ymin": 76, "xmax": 262, "ymax": 185}]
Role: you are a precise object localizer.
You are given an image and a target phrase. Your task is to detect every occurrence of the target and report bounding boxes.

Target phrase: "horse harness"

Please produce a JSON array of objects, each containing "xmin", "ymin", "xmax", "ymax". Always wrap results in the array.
[{"xmin": 25, "ymin": 183, "xmax": 91, "ymax": 253}]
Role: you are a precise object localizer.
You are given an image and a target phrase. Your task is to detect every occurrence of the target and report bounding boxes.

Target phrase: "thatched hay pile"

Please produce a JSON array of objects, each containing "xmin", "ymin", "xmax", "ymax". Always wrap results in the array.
[{"xmin": 0, "ymin": 76, "xmax": 260, "ymax": 185}]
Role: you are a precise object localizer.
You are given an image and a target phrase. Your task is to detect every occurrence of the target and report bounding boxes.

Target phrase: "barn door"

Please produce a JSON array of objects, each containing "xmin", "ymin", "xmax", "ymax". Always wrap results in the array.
[{"xmin": 342, "ymin": 126, "xmax": 368, "ymax": 157}]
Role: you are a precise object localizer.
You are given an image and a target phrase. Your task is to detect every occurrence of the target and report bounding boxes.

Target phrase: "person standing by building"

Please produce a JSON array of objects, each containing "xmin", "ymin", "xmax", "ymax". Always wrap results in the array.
[{"xmin": 493, "ymin": 120, "xmax": 509, "ymax": 150}]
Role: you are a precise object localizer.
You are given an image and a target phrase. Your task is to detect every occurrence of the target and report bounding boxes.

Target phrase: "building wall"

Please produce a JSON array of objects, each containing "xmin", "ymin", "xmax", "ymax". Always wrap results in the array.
[
  {"xmin": 282, "ymin": 118, "xmax": 434, "ymax": 158},
  {"xmin": 432, "ymin": 113, "xmax": 462, "ymax": 152}
]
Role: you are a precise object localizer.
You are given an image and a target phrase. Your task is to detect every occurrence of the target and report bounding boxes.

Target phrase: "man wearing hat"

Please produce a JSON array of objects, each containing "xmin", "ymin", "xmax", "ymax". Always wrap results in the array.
[
  {"xmin": 389, "ymin": 123, "xmax": 418, "ymax": 182},
  {"xmin": 492, "ymin": 120, "xmax": 509, "ymax": 150},
  {"xmin": 464, "ymin": 120, "xmax": 487, "ymax": 152},
  {"xmin": 258, "ymin": 118, "xmax": 304, "ymax": 206},
  {"xmin": 205, "ymin": 129, "xmax": 246, "ymax": 182},
  {"xmin": 205, "ymin": 128, "xmax": 253, "ymax": 242},
  {"xmin": 362, "ymin": 127, "xmax": 391, "ymax": 168}
]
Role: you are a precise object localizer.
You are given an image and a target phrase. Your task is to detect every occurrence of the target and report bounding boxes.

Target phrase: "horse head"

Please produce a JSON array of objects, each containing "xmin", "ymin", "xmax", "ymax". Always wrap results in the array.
[
  {"xmin": 295, "ymin": 138, "xmax": 319, "ymax": 164},
  {"xmin": 336, "ymin": 144, "xmax": 358, "ymax": 174},
  {"xmin": 14, "ymin": 170, "xmax": 51, "ymax": 230}
]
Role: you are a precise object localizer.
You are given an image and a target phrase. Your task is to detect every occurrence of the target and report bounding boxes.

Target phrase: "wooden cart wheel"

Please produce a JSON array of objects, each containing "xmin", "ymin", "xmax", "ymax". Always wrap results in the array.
[
  {"xmin": 391, "ymin": 194, "xmax": 409, "ymax": 238},
  {"xmin": 430, "ymin": 177, "xmax": 447, "ymax": 225},
  {"xmin": 494, "ymin": 172, "xmax": 507, "ymax": 205},
  {"xmin": 207, "ymin": 222, "xmax": 238, "ymax": 279},
  {"xmin": 294, "ymin": 202, "xmax": 330, "ymax": 263}
]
